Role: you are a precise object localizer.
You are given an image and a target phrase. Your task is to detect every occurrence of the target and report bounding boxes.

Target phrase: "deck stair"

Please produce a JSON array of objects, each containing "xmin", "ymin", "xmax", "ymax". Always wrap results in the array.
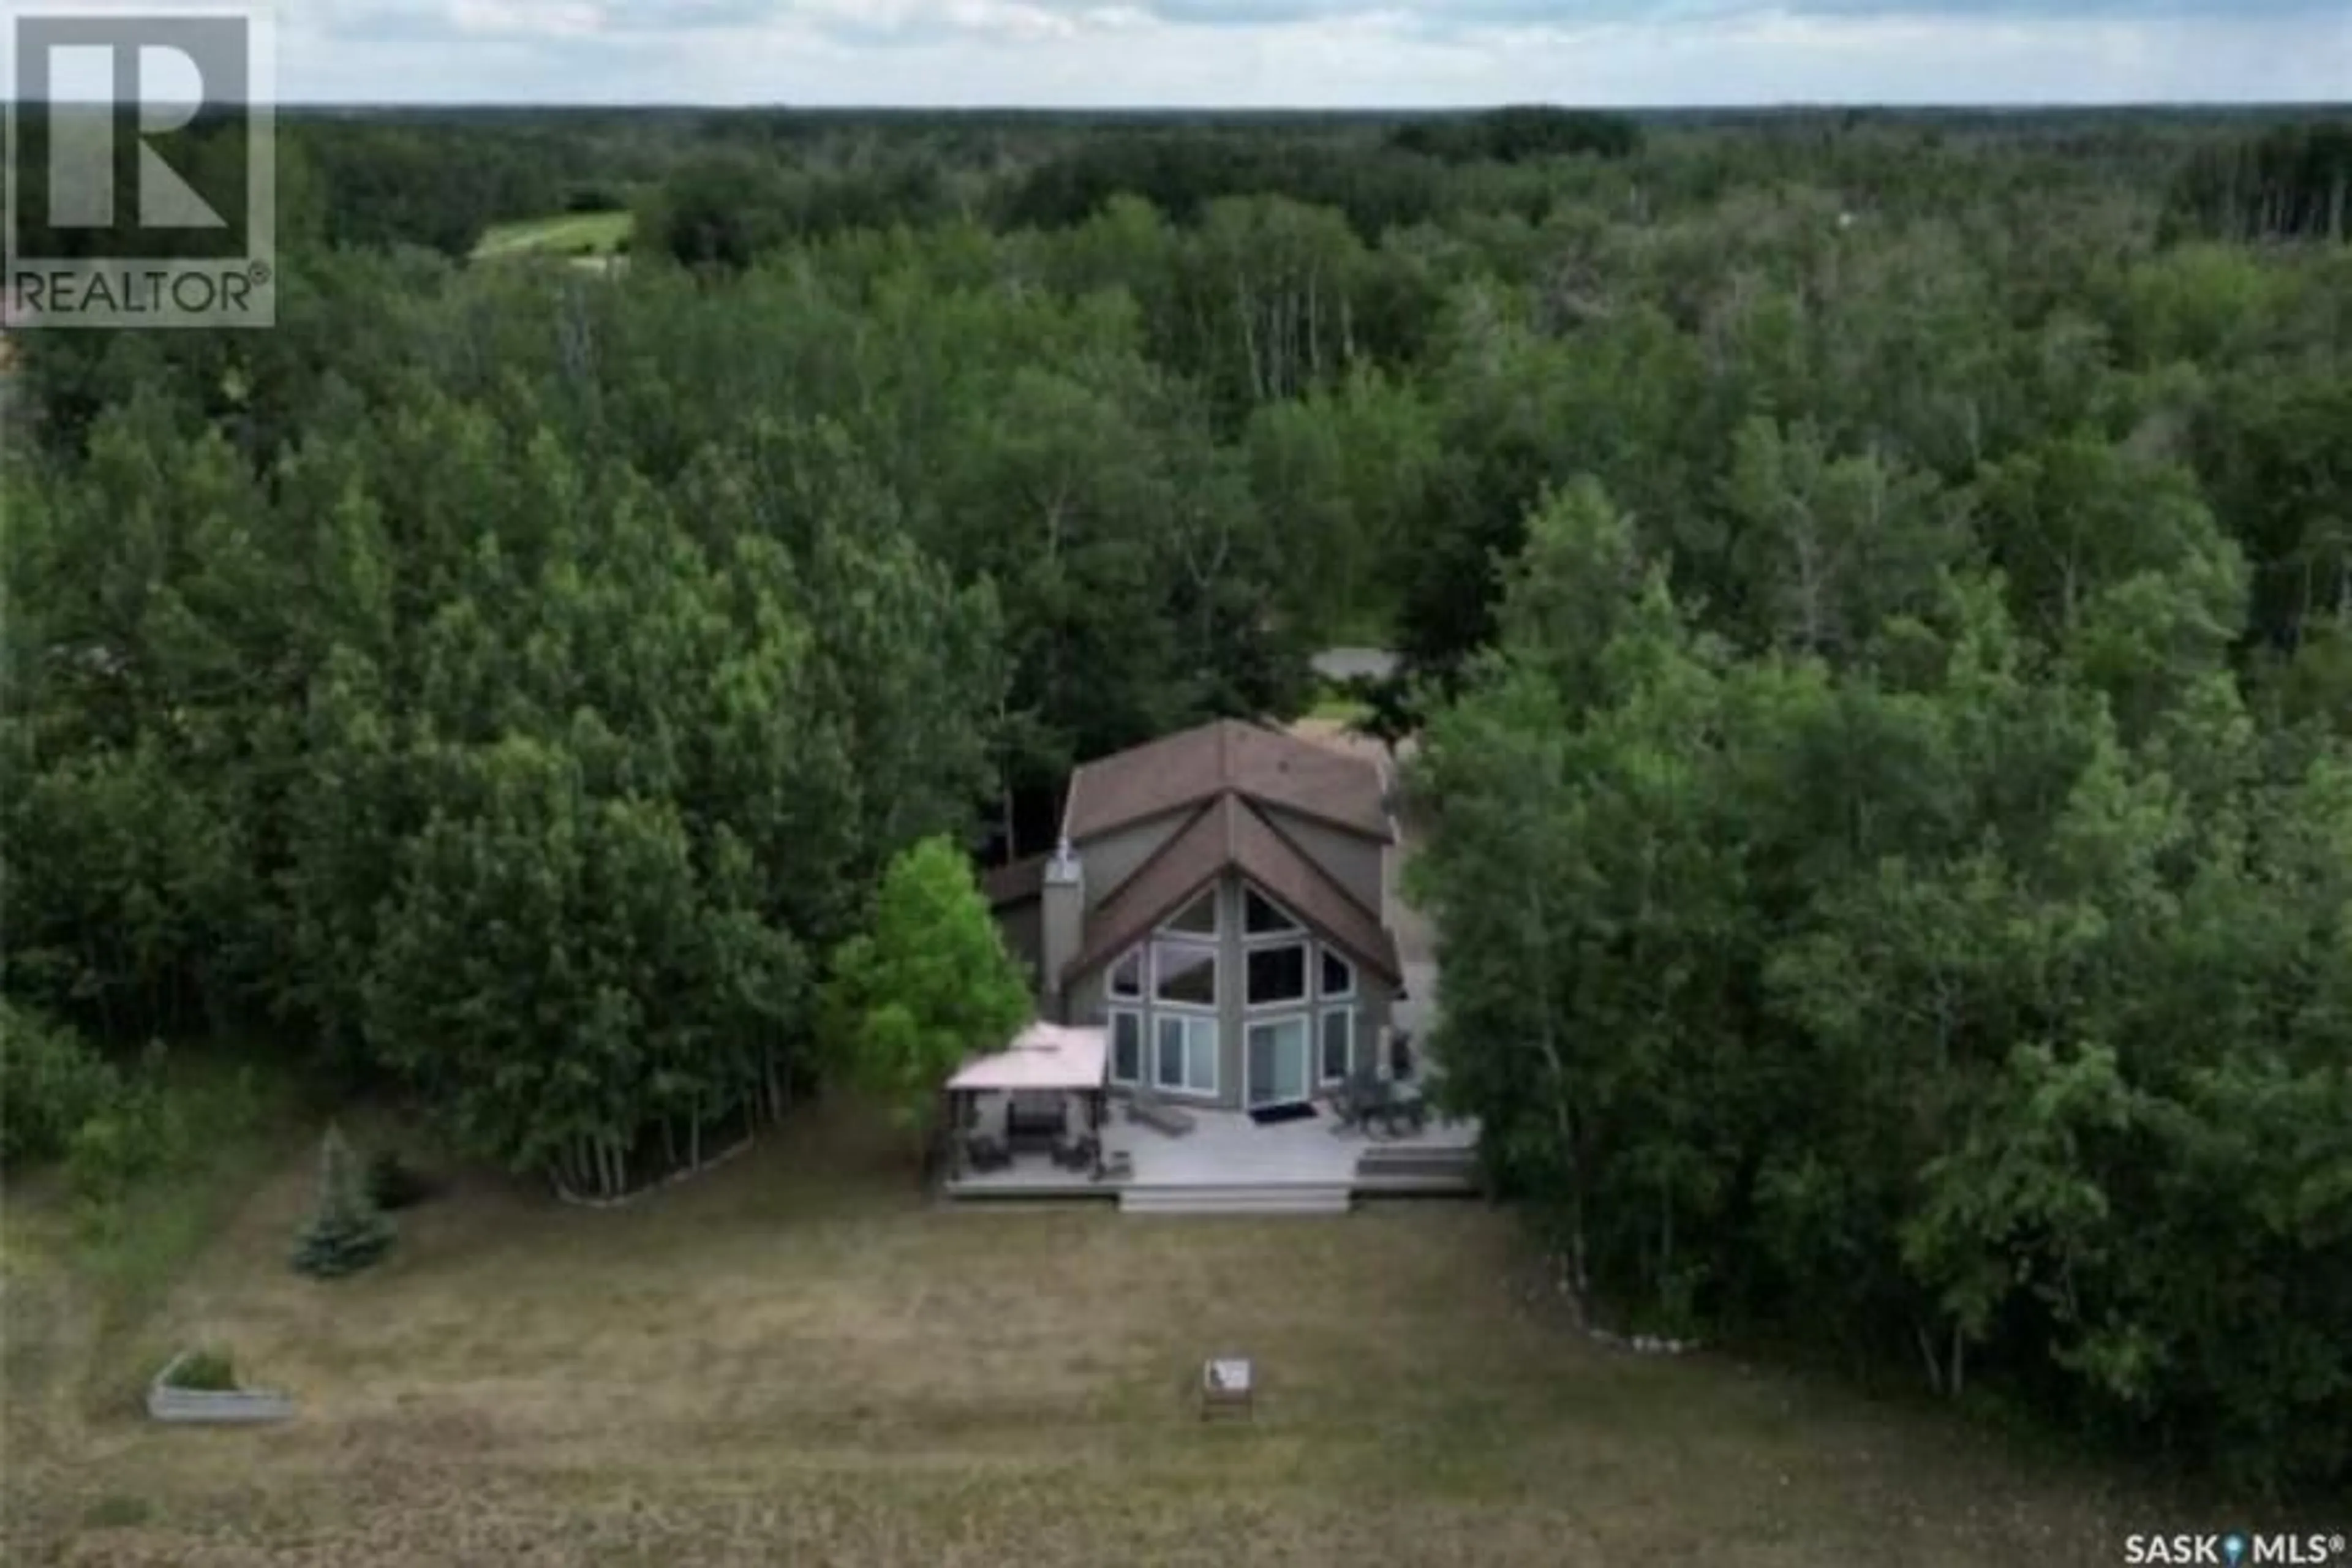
[
  {"xmin": 944, "ymin": 1102, "xmax": 1482, "ymax": 1208},
  {"xmin": 1353, "ymin": 1143, "xmax": 1480, "ymax": 1193},
  {"xmin": 1120, "ymin": 1181, "xmax": 1354, "ymax": 1215}
]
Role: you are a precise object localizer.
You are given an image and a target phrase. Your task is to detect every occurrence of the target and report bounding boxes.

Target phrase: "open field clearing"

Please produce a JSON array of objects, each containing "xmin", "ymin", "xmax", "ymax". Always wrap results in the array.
[
  {"xmin": 470, "ymin": 209, "xmax": 633, "ymax": 260},
  {"xmin": 2, "ymin": 1102, "xmax": 2163, "ymax": 1567}
]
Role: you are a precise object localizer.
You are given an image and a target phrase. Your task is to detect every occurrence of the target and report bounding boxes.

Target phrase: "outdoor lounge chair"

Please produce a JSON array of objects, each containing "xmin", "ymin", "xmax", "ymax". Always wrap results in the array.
[
  {"xmin": 1126, "ymin": 1087, "xmax": 1196, "ymax": 1137},
  {"xmin": 963, "ymin": 1133, "xmax": 1012, "ymax": 1172}
]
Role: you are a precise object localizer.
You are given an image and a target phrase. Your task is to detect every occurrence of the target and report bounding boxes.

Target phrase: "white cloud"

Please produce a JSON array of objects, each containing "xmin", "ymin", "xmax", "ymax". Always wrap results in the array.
[
  {"xmin": 270, "ymin": 0, "xmax": 2352, "ymax": 103},
  {"xmin": 446, "ymin": 0, "xmax": 604, "ymax": 39}
]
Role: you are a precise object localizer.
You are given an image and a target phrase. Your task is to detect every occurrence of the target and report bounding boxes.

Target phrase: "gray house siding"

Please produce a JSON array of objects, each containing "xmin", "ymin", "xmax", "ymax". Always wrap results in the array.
[
  {"xmin": 1256, "ymin": 806, "xmax": 1386, "ymax": 918},
  {"xmin": 1065, "ymin": 961, "xmax": 1107, "ymax": 1030},
  {"xmin": 995, "ymin": 900, "xmax": 1044, "ymax": 998},
  {"xmin": 1072, "ymin": 810, "xmax": 1189, "ymax": 903}
]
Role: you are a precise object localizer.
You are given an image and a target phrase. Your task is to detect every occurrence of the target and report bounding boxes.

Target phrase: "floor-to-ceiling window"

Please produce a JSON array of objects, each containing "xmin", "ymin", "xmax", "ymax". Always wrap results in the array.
[
  {"xmin": 1245, "ymin": 1017, "xmax": 1310, "ymax": 1107},
  {"xmin": 1243, "ymin": 886, "xmax": 1341, "ymax": 1109},
  {"xmin": 1319, "ymin": 947, "xmax": 1356, "ymax": 1085},
  {"xmin": 1106, "ymin": 889, "xmax": 1221, "ymax": 1098},
  {"xmin": 1107, "ymin": 946, "xmax": 1146, "ymax": 1087}
]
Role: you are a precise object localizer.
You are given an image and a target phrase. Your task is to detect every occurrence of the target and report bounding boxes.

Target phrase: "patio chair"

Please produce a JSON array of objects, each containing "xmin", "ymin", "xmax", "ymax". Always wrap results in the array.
[
  {"xmin": 1352, "ymin": 1073, "xmax": 1431, "ymax": 1140},
  {"xmin": 963, "ymin": 1132, "xmax": 1012, "ymax": 1172},
  {"xmin": 1381, "ymin": 1088, "xmax": 1430, "ymax": 1139},
  {"xmin": 1327, "ymin": 1069, "xmax": 1382, "ymax": 1136},
  {"xmin": 1384, "ymin": 1079, "xmax": 1434, "ymax": 1138}
]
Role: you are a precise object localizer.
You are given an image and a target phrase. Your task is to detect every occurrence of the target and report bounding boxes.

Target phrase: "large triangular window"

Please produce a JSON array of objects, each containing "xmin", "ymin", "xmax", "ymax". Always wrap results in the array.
[
  {"xmin": 1163, "ymin": 889, "xmax": 1219, "ymax": 937},
  {"xmin": 1321, "ymin": 949, "xmax": 1355, "ymax": 1000},
  {"xmin": 1242, "ymin": 886, "xmax": 1301, "ymax": 936},
  {"xmin": 1109, "ymin": 948, "xmax": 1144, "ymax": 1000}
]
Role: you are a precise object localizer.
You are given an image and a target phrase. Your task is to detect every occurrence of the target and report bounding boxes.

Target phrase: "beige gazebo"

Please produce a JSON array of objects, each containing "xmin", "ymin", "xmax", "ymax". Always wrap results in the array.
[{"xmin": 944, "ymin": 1022, "xmax": 1110, "ymax": 1179}]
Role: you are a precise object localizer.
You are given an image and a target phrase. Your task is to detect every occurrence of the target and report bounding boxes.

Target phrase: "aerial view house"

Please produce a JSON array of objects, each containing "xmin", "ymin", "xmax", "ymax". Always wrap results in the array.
[
  {"xmin": 986, "ymin": 718, "xmax": 1403, "ymax": 1115},
  {"xmin": 967, "ymin": 718, "xmax": 1475, "ymax": 1212}
]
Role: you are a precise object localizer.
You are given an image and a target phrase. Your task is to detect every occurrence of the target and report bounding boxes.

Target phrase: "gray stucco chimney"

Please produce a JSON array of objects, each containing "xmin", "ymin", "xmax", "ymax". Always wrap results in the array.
[{"xmin": 1040, "ymin": 836, "xmax": 1084, "ymax": 1020}]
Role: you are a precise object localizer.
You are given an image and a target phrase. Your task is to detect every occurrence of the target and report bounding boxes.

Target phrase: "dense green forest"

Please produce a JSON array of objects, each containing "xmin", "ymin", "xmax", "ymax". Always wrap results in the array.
[{"xmin": 5, "ymin": 105, "xmax": 2349, "ymax": 1493}]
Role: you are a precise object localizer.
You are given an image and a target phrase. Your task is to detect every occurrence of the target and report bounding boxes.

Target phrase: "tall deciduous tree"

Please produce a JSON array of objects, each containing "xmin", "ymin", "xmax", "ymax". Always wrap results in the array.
[
  {"xmin": 1417, "ymin": 467, "xmax": 2352, "ymax": 1492},
  {"xmin": 818, "ymin": 837, "xmax": 1032, "ymax": 1150}
]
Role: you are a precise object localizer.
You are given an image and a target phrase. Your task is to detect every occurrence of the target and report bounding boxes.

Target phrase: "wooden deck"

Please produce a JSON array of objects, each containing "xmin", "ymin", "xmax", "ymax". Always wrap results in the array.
[{"xmin": 943, "ymin": 1098, "xmax": 1481, "ymax": 1213}]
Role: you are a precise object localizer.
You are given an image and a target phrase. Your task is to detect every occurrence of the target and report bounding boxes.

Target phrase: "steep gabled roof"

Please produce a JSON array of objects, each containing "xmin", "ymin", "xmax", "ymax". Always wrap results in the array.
[
  {"xmin": 1062, "ymin": 718, "xmax": 1392, "ymax": 845},
  {"xmin": 1065, "ymin": 794, "xmax": 1400, "ymax": 988}
]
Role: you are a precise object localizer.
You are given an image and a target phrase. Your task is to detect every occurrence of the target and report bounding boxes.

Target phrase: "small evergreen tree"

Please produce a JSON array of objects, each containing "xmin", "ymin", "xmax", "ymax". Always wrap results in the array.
[{"xmin": 292, "ymin": 1125, "xmax": 395, "ymax": 1278}]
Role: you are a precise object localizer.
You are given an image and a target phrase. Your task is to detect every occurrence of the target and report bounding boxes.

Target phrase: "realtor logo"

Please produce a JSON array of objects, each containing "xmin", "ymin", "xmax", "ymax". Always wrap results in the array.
[{"xmin": 4, "ymin": 3, "xmax": 275, "ymax": 327}]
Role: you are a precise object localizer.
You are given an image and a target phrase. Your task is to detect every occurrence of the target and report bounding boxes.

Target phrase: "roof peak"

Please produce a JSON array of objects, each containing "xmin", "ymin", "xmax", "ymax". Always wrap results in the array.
[
  {"xmin": 1061, "ymin": 791, "xmax": 1398, "ymax": 988},
  {"xmin": 1063, "ymin": 717, "xmax": 1391, "ymax": 846}
]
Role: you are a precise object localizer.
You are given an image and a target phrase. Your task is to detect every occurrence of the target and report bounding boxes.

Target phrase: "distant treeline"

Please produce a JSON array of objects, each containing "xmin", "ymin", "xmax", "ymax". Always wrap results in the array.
[
  {"xmin": 1389, "ymin": 105, "xmax": 1643, "ymax": 162},
  {"xmin": 262, "ymin": 104, "xmax": 2352, "ymax": 263},
  {"xmin": 2167, "ymin": 121, "xmax": 2352, "ymax": 243}
]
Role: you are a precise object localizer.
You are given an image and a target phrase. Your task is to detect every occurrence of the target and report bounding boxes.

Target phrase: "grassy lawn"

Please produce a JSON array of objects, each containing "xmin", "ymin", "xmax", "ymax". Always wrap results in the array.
[
  {"xmin": 470, "ymin": 209, "xmax": 634, "ymax": 262},
  {"xmin": 3, "ymin": 1046, "xmax": 311, "ymax": 1393},
  {"xmin": 3, "ymin": 1101, "xmax": 2158, "ymax": 1566},
  {"xmin": 1305, "ymin": 690, "xmax": 1375, "ymax": 726}
]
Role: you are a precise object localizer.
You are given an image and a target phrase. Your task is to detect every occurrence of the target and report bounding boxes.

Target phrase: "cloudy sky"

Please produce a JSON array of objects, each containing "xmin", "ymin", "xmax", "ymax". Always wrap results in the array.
[{"xmin": 267, "ymin": 1, "xmax": 2351, "ymax": 104}]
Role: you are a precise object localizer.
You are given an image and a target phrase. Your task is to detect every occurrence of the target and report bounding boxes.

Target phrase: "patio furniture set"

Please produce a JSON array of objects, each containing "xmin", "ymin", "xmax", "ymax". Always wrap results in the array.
[
  {"xmin": 963, "ymin": 1091, "xmax": 1104, "ymax": 1175},
  {"xmin": 1329, "ymin": 1068, "xmax": 1431, "ymax": 1139},
  {"xmin": 946, "ymin": 1024, "xmax": 1115, "ymax": 1181}
]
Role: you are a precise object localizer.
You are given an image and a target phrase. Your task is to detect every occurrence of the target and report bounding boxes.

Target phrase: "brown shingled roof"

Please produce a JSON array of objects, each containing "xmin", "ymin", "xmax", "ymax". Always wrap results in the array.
[
  {"xmin": 1061, "ymin": 718, "xmax": 1392, "ymax": 844},
  {"xmin": 1064, "ymin": 794, "xmax": 1400, "ymax": 989},
  {"xmin": 981, "ymin": 853, "xmax": 1047, "ymax": 908}
]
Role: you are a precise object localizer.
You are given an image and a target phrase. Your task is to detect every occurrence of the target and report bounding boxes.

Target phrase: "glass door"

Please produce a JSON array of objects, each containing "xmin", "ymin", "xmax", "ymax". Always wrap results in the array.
[{"xmin": 1245, "ymin": 1017, "xmax": 1310, "ymax": 1109}]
